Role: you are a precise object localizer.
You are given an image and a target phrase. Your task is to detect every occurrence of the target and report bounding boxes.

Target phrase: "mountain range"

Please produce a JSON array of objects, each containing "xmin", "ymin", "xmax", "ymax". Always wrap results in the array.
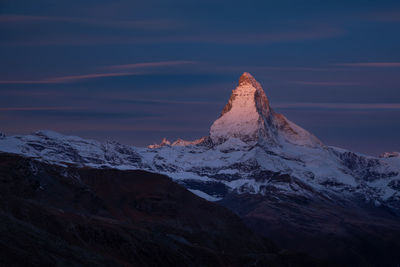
[{"xmin": 1, "ymin": 72, "xmax": 400, "ymax": 265}]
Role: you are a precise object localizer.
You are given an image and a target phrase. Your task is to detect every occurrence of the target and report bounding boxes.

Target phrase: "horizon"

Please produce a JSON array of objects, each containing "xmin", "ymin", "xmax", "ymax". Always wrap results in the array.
[{"xmin": 1, "ymin": 0, "xmax": 400, "ymax": 155}]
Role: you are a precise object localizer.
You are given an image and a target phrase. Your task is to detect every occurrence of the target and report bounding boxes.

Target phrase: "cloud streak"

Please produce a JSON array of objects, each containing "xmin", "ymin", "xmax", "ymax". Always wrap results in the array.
[
  {"xmin": 0, "ymin": 23, "xmax": 345, "ymax": 46},
  {"xmin": 106, "ymin": 61, "xmax": 196, "ymax": 70},
  {"xmin": 290, "ymin": 81, "xmax": 360, "ymax": 86},
  {"xmin": 0, "ymin": 15, "xmax": 176, "ymax": 30},
  {"xmin": 0, "ymin": 72, "xmax": 137, "ymax": 84},
  {"xmin": 365, "ymin": 10, "xmax": 400, "ymax": 22},
  {"xmin": 336, "ymin": 62, "xmax": 400, "ymax": 68},
  {"xmin": 0, "ymin": 61, "xmax": 199, "ymax": 84},
  {"xmin": 0, "ymin": 106, "xmax": 84, "ymax": 111},
  {"xmin": 115, "ymin": 98, "xmax": 221, "ymax": 105},
  {"xmin": 273, "ymin": 102, "xmax": 400, "ymax": 110}
]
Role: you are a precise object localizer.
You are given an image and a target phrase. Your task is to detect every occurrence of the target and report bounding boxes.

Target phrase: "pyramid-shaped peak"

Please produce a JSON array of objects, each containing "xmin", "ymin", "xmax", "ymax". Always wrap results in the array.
[
  {"xmin": 209, "ymin": 72, "xmax": 323, "ymax": 148},
  {"xmin": 210, "ymin": 72, "xmax": 272, "ymax": 144},
  {"xmin": 238, "ymin": 72, "xmax": 262, "ymax": 91}
]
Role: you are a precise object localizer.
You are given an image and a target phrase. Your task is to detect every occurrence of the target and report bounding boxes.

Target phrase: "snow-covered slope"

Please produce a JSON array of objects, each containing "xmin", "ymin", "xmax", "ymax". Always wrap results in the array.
[
  {"xmin": 0, "ymin": 130, "xmax": 146, "ymax": 170},
  {"xmin": 0, "ymin": 73, "xmax": 399, "ymax": 211}
]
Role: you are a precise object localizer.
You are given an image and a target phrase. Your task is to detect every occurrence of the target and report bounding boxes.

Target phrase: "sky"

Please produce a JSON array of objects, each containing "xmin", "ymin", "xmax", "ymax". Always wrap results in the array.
[{"xmin": 0, "ymin": 0, "xmax": 400, "ymax": 155}]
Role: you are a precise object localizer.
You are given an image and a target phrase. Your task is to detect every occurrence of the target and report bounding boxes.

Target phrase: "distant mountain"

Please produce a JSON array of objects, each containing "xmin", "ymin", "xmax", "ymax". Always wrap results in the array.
[{"xmin": 1, "ymin": 73, "xmax": 400, "ymax": 265}]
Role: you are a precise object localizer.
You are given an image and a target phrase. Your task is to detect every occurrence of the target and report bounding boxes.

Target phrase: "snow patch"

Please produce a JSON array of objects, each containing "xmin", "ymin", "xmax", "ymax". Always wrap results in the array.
[{"xmin": 188, "ymin": 189, "xmax": 222, "ymax": 201}]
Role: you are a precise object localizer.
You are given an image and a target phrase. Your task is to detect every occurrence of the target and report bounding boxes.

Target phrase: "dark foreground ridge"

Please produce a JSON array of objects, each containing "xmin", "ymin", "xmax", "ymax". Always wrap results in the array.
[
  {"xmin": 219, "ymin": 191, "xmax": 400, "ymax": 266},
  {"xmin": 0, "ymin": 153, "xmax": 319, "ymax": 267}
]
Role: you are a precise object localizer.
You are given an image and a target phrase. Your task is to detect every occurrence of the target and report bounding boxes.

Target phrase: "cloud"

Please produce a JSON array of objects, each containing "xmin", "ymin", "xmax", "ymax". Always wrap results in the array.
[
  {"xmin": 46, "ymin": 72, "xmax": 136, "ymax": 83},
  {"xmin": 0, "ymin": 15, "xmax": 177, "ymax": 30},
  {"xmin": 0, "ymin": 106, "xmax": 83, "ymax": 111},
  {"xmin": 0, "ymin": 15, "xmax": 51, "ymax": 22},
  {"xmin": 106, "ymin": 61, "xmax": 196, "ymax": 70},
  {"xmin": 365, "ymin": 10, "xmax": 400, "ymax": 22},
  {"xmin": 253, "ymin": 66, "xmax": 334, "ymax": 72},
  {"xmin": 1, "ymin": 118, "xmax": 205, "ymax": 134},
  {"xmin": 336, "ymin": 62, "xmax": 400, "ymax": 68},
  {"xmin": 115, "ymin": 98, "xmax": 221, "ymax": 105},
  {"xmin": 0, "ymin": 20, "xmax": 345, "ymax": 46},
  {"xmin": 0, "ymin": 72, "xmax": 137, "ymax": 84},
  {"xmin": 0, "ymin": 60, "xmax": 199, "ymax": 84},
  {"xmin": 150, "ymin": 27, "xmax": 345, "ymax": 45},
  {"xmin": 290, "ymin": 81, "xmax": 360, "ymax": 86},
  {"xmin": 273, "ymin": 102, "xmax": 400, "ymax": 110},
  {"xmin": 0, "ymin": 80, "xmax": 50, "ymax": 84},
  {"xmin": 230, "ymin": 28, "xmax": 344, "ymax": 44}
]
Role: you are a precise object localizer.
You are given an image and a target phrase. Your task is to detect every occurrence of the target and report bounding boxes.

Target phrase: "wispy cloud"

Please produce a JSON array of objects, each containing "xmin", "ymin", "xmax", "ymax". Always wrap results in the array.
[
  {"xmin": 46, "ymin": 72, "xmax": 135, "ymax": 83},
  {"xmin": 0, "ymin": 15, "xmax": 176, "ymax": 30},
  {"xmin": 0, "ymin": 60, "xmax": 198, "ymax": 84},
  {"xmin": 336, "ymin": 62, "xmax": 400, "ymax": 68},
  {"xmin": 1, "ymin": 119, "xmax": 205, "ymax": 134},
  {"xmin": 273, "ymin": 102, "xmax": 400, "ymax": 110},
  {"xmin": 0, "ymin": 15, "xmax": 51, "ymax": 22},
  {"xmin": 167, "ymin": 27, "xmax": 345, "ymax": 44},
  {"xmin": 106, "ymin": 61, "xmax": 196, "ymax": 70},
  {"xmin": 290, "ymin": 81, "xmax": 360, "ymax": 86},
  {"xmin": 365, "ymin": 10, "xmax": 400, "ymax": 22},
  {"xmin": 254, "ymin": 66, "xmax": 334, "ymax": 72},
  {"xmin": 0, "ymin": 80, "xmax": 50, "ymax": 84},
  {"xmin": 0, "ymin": 23, "xmax": 344, "ymax": 47},
  {"xmin": 0, "ymin": 72, "xmax": 137, "ymax": 84},
  {"xmin": 115, "ymin": 98, "xmax": 221, "ymax": 105},
  {"xmin": 0, "ymin": 106, "xmax": 84, "ymax": 111}
]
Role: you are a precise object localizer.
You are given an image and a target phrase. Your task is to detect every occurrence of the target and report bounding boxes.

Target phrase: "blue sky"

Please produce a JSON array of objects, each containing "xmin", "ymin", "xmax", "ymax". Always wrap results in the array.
[{"xmin": 1, "ymin": 0, "xmax": 400, "ymax": 155}]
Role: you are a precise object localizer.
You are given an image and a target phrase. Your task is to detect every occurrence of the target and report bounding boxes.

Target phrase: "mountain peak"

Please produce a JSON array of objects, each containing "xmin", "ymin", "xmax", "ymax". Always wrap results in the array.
[
  {"xmin": 238, "ymin": 72, "xmax": 262, "ymax": 91},
  {"xmin": 210, "ymin": 72, "xmax": 273, "ymax": 145},
  {"xmin": 219, "ymin": 72, "xmax": 270, "ymax": 116},
  {"xmin": 210, "ymin": 72, "xmax": 323, "ymax": 148}
]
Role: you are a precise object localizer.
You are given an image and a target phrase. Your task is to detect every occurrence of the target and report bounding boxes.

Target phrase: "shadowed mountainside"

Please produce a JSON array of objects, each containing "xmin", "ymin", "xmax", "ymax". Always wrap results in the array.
[
  {"xmin": 219, "ymin": 191, "xmax": 400, "ymax": 266},
  {"xmin": 0, "ymin": 153, "xmax": 320, "ymax": 267}
]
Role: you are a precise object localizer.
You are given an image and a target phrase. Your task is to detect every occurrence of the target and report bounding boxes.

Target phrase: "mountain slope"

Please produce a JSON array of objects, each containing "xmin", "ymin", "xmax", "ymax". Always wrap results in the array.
[
  {"xmin": 219, "ymin": 191, "xmax": 400, "ymax": 266},
  {"xmin": 0, "ymin": 152, "xmax": 320, "ymax": 266}
]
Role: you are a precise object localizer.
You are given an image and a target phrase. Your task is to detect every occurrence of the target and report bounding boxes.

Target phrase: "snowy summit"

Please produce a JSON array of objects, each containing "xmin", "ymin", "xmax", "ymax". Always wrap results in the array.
[{"xmin": 210, "ymin": 72, "xmax": 322, "ymax": 148}]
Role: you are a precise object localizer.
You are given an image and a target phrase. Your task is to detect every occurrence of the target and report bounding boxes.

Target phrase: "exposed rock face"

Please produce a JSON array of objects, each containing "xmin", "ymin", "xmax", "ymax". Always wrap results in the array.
[{"xmin": 381, "ymin": 151, "xmax": 400, "ymax": 158}]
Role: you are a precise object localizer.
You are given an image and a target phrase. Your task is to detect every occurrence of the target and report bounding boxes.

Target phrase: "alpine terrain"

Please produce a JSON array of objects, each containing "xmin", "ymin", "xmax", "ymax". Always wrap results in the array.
[{"xmin": 1, "ymin": 72, "xmax": 400, "ymax": 265}]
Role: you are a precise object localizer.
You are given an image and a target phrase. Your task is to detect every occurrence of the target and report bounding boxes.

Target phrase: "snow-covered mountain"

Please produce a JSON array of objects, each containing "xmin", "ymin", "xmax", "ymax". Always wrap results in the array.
[
  {"xmin": 210, "ymin": 72, "xmax": 322, "ymax": 148},
  {"xmin": 1, "ymin": 72, "xmax": 400, "ymax": 208}
]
